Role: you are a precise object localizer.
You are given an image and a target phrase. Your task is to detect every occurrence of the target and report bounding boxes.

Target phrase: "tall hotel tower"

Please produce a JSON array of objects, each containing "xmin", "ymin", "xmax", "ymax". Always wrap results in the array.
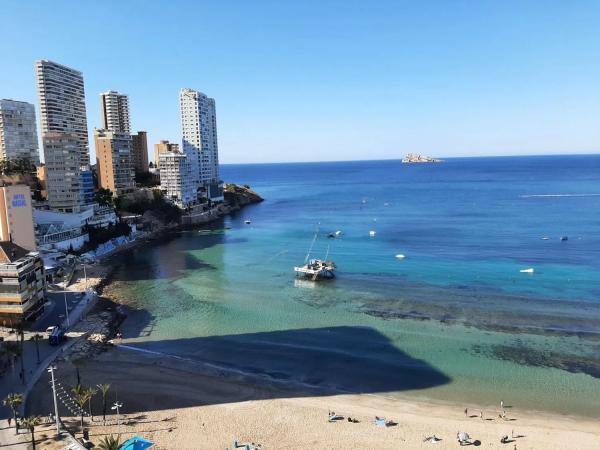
[
  {"xmin": 35, "ymin": 60, "xmax": 89, "ymax": 212},
  {"xmin": 100, "ymin": 90, "xmax": 130, "ymax": 133},
  {"xmin": 179, "ymin": 88, "xmax": 222, "ymax": 202},
  {"xmin": 34, "ymin": 60, "xmax": 90, "ymax": 165}
]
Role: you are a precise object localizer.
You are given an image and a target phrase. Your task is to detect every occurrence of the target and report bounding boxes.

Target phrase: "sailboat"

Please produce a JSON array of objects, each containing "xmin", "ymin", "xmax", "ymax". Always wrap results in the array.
[{"xmin": 294, "ymin": 231, "xmax": 336, "ymax": 280}]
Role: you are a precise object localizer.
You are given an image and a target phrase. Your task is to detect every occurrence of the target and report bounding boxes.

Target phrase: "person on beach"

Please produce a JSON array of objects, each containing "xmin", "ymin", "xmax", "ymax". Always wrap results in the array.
[
  {"xmin": 501, "ymin": 400, "xmax": 504, "ymax": 409},
  {"xmin": 480, "ymin": 410, "xmax": 483, "ymax": 420},
  {"xmin": 7, "ymin": 417, "xmax": 11, "ymax": 427},
  {"xmin": 464, "ymin": 408, "xmax": 468, "ymax": 417}
]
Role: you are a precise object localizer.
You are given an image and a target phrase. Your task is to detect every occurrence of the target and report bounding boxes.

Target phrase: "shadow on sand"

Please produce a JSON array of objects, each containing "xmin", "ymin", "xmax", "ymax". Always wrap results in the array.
[{"xmin": 26, "ymin": 326, "xmax": 451, "ymax": 416}]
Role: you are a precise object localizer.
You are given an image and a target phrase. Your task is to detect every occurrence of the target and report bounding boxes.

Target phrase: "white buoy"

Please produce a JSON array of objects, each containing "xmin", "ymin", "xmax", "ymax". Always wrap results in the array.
[
  {"xmin": 520, "ymin": 268, "xmax": 534, "ymax": 273},
  {"xmin": 369, "ymin": 230, "xmax": 376, "ymax": 237},
  {"xmin": 395, "ymin": 254, "xmax": 406, "ymax": 259}
]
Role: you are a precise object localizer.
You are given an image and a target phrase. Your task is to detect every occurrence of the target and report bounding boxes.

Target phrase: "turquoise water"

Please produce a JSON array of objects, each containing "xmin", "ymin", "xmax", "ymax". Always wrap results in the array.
[{"xmin": 109, "ymin": 156, "xmax": 600, "ymax": 416}]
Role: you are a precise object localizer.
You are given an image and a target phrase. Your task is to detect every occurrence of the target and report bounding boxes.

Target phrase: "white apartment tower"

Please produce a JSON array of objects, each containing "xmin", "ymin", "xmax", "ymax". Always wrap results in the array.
[
  {"xmin": 100, "ymin": 91, "xmax": 130, "ymax": 133},
  {"xmin": 35, "ymin": 60, "xmax": 90, "ymax": 165},
  {"xmin": 179, "ymin": 88, "xmax": 222, "ymax": 201},
  {"xmin": 0, "ymin": 99, "xmax": 40, "ymax": 165},
  {"xmin": 159, "ymin": 152, "xmax": 197, "ymax": 207}
]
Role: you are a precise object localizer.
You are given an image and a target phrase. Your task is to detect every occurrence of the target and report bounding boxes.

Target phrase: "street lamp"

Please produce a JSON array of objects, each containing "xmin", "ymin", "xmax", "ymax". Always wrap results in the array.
[
  {"xmin": 111, "ymin": 400, "xmax": 123, "ymax": 433},
  {"xmin": 47, "ymin": 365, "xmax": 60, "ymax": 434},
  {"xmin": 63, "ymin": 291, "xmax": 70, "ymax": 328}
]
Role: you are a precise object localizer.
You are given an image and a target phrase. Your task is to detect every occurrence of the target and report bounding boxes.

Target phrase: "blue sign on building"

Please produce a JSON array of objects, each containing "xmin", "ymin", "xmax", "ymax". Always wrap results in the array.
[{"xmin": 11, "ymin": 194, "xmax": 27, "ymax": 208}]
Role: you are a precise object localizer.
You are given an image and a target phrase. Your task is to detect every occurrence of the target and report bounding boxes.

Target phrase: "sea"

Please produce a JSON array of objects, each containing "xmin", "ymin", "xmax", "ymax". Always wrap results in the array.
[{"xmin": 107, "ymin": 155, "xmax": 600, "ymax": 416}]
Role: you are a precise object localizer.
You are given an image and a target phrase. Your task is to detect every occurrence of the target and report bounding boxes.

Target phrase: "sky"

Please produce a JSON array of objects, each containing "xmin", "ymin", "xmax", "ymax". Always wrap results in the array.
[{"xmin": 2, "ymin": 0, "xmax": 600, "ymax": 164}]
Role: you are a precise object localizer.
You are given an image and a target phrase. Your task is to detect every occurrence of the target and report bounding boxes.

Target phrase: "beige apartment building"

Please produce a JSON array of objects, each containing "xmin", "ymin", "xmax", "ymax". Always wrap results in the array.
[
  {"xmin": 154, "ymin": 140, "xmax": 179, "ymax": 167},
  {"xmin": 36, "ymin": 165, "xmax": 48, "ymax": 199},
  {"xmin": 95, "ymin": 129, "xmax": 135, "ymax": 196},
  {"xmin": 131, "ymin": 131, "xmax": 149, "ymax": 174},
  {"xmin": 0, "ymin": 184, "xmax": 36, "ymax": 251},
  {"xmin": 0, "ymin": 241, "xmax": 45, "ymax": 325}
]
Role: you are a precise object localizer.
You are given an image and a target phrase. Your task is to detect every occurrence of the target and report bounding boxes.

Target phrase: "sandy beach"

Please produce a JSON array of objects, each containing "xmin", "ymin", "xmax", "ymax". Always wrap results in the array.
[{"xmin": 25, "ymin": 342, "xmax": 600, "ymax": 450}]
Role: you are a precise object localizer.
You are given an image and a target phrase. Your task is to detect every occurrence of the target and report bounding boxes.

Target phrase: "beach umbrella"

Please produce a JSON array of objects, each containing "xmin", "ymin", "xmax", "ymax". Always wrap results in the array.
[
  {"xmin": 457, "ymin": 431, "xmax": 470, "ymax": 442},
  {"xmin": 120, "ymin": 436, "xmax": 154, "ymax": 450}
]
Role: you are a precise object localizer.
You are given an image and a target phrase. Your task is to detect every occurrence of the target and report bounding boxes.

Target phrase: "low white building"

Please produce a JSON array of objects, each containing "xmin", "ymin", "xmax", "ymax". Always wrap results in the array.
[
  {"xmin": 159, "ymin": 151, "xmax": 197, "ymax": 207},
  {"xmin": 34, "ymin": 204, "xmax": 118, "ymax": 251}
]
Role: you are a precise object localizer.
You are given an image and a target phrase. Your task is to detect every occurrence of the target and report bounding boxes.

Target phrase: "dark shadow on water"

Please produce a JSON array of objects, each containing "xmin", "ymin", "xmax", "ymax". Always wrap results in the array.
[
  {"xmin": 26, "ymin": 326, "xmax": 451, "ymax": 416},
  {"xmin": 106, "ymin": 223, "xmax": 248, "ymax": 282}
]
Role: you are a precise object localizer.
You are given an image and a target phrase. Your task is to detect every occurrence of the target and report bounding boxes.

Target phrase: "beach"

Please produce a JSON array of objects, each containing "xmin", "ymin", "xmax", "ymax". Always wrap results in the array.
[{"xmin": 26, "ymin": 344, "xmax": 600, "ymax": 450}]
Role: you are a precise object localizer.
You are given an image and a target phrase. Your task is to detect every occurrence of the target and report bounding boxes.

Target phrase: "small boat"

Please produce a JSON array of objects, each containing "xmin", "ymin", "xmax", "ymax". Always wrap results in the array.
[
  {"xmin": 328, "ymin": 230, "xmax": 342, "ymax": 238},
  {"xmin": 369, "ymin": 230, "xmax": 376, "ymax": 237},
  {"xmin": 395, "ymin": 254, "xmax": 406, "ymax": 259},
  {"xmin": 294, "ymin": 231, "xmax": 336, "ymax": 281},
  {"xmin": 294, "ymin": 259, "xmax": 336, "ymax": 280},
  {"xmin": 541, "ymin": 236, "xmax": 549, "ymax": 240},
  {"xmin": 520, "ymin": 268, "xmax": 534, "ymax": 273},
  {"xmin": 244, "ymin": 220, "xmax": 252, "ymax": 224},
  {"xmin": 560, "ymin": 236, "xmax": 568, "ymax": 241}
]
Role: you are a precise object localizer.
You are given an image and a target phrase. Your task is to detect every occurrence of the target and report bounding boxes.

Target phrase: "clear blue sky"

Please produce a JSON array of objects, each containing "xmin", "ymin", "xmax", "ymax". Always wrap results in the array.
[{"xmin": 3, "ymin": 0, "xmax": 600, "ymax": 163}]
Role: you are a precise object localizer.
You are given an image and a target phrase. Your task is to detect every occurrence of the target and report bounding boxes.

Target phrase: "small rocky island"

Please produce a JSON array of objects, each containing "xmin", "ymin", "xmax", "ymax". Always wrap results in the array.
[
  {"xmin": 402, "ymin": 153, "xmax": 443, "ymax": 163},
  {"xmin": 224, "ymin": 183, "xmax": 264, "ymax": 210}
]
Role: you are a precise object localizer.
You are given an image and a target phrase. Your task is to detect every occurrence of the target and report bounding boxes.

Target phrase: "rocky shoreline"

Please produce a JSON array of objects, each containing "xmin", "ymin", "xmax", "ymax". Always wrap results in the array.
[{"xmin": 60, "ymin": 183, "xmax": 263, "ymax": 362}]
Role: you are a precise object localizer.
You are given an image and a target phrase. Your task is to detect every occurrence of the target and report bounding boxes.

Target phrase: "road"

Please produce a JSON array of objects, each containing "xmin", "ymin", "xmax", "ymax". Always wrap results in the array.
[{"xmin": 33, "ymin": 291, "xmax": 86, "ymax": 332}]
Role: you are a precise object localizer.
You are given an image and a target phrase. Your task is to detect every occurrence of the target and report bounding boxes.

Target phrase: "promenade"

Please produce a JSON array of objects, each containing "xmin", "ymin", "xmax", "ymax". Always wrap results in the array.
[{"xmin": 0, "ymin": 290, "xmax": 96, "ymax": 448}]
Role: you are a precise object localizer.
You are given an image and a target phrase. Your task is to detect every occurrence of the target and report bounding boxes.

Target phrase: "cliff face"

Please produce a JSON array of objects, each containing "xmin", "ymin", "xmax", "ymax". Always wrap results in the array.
[{"xmin": 224, "ymin": 183, "xmax": 264, "ymax": 209}]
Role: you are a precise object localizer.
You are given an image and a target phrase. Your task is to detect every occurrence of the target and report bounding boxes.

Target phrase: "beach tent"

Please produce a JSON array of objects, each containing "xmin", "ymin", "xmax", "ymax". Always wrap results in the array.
[
  {"xmin": 457, "ymin": 431, "xmax": 471, "ymax": 443},
  {"xmin": 120, "ymin": 436, "xmax": 154, "ymax": 450}
]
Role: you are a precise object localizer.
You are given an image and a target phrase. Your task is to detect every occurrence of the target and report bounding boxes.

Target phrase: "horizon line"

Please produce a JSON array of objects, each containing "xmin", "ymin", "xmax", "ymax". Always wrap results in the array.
[{"xmin": 220, "ymin": 151, "xmax": 600, "ymax": 166}]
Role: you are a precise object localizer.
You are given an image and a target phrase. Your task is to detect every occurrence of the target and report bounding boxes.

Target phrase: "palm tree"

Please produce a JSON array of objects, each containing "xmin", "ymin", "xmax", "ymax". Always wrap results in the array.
[
  {"xmin": 13, "ymin": 321, "xmax": 26, "ymax": 384},
  {"xmin": 3, "ymin": 392, "xmax": 23, "ymax": 434},
  {"xmin": 30, "ymin": 333, "xmax": 43, "ymax": 365},
  {"xmin": 72, "ymin": 358, "xmax": 84, "ymax": 385},
  {"xmin": 71, "ymin": 384, "xmax": 92, "ymax": 430},
  {"xmin": 21, "ymin": 416, "xmax": 42, "ymax": 450},
  {"xmin": 97, "ymin": 383, "xmax": 110, "ymax": 423},
  {"xmin": 3, "ymin": 341, "xmax": 20, "ymax": 369},
  {"xmin": 97, "ymin": 434, "xmax": 121, "ymax": 450},
  {"xmin": 85, "ymin": 386, "xmax": 97, "ymax": 420}
]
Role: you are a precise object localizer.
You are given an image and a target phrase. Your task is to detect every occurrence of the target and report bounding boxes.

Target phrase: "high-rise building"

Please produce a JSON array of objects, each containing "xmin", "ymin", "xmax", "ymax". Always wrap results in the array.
[
  {"xmin": 34, "ymin": 60, "xmax": 90, "ymax": 165},
  {"xmin": 94, "ymin": 129, "xmax": 135, "ymax": 196},
  {"xmin": 100, "ymin": 90, "xmax": 130, "ymax": 133},
  {"xmin": 0, "ymin": 183, "xmax": 36, "ymax": 251},
  {"xmin": 42, "ymin": 133, "xmax": 83, "ymax": 213},
  {"xmin": 131, "ymin": 131, "xmax": 149, "ymax": 174},
  {"xmin": 179, "ymin": 88, "xmax": 223, "ymax": 201},
  {"xmin": 153, "ymin": 140, "xmax": 179, "ymax": 167},
  {"xmin": 159, "ymin": 152, "xmax": 197, "ymax": 207},
  {"xmin": 0, "ymin": 100, "xmax": 40, "ymax": 166}
]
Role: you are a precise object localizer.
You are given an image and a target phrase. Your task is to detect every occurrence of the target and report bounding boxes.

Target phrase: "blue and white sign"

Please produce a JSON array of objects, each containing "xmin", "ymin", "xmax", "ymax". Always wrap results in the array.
[{"xmin": 11, "ymin": 194, "xmax": 27, "ymax": 208}]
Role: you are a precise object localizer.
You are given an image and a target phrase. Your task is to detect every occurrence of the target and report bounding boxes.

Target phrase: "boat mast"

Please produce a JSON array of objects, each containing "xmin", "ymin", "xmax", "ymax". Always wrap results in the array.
[{"xmin": 304, "ymin": 228, "xmax": 319, "ymax": 263}]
